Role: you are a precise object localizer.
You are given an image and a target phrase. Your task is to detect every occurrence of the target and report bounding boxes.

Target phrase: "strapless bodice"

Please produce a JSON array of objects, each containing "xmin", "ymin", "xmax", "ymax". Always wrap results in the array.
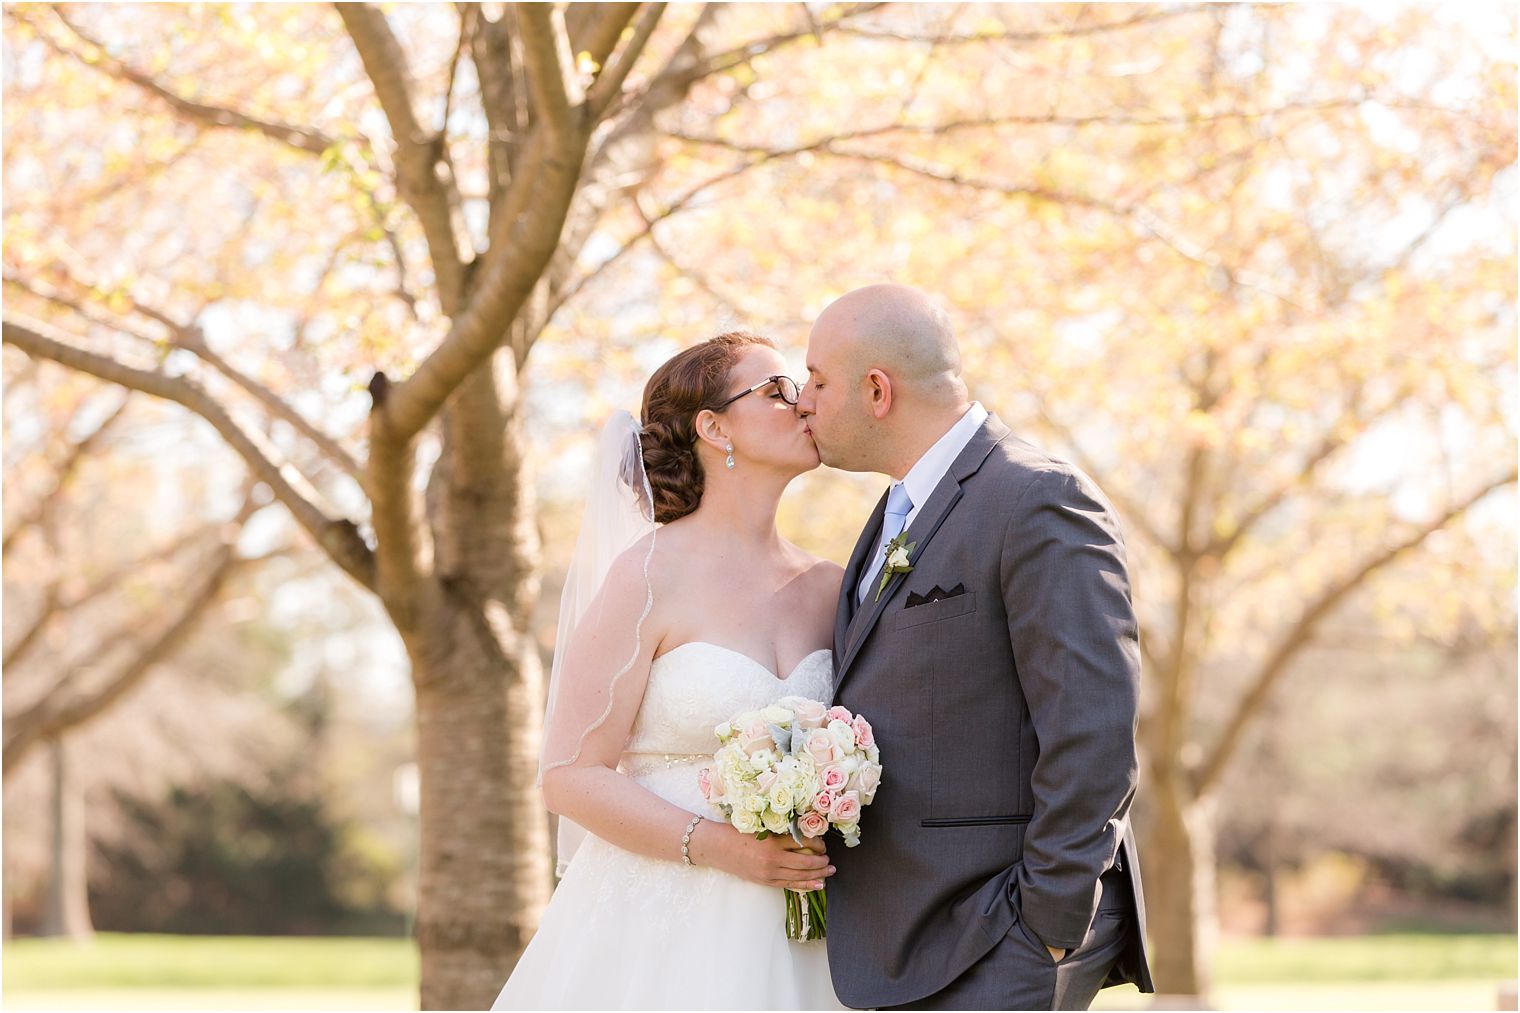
[{"xmin": 619, "ymin": 641, "xmax": 834, "ymax": 812}]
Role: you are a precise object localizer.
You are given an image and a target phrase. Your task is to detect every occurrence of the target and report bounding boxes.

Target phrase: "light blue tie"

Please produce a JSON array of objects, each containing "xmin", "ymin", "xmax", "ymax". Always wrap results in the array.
[{"xmin": 857, "ymin": 482, "xmax": 914, "ymax": 605}]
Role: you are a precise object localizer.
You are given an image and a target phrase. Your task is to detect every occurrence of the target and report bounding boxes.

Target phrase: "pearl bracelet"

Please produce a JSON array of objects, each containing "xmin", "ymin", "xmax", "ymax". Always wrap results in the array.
[{"xmin": 681, "ymin": 813, "xmax": 704, "ymax": 867}]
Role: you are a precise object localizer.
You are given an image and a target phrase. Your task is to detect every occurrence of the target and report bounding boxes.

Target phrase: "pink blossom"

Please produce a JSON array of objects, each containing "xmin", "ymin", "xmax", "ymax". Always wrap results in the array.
[
  {"xmin": 852, "ymin": 715, "xmax": 875, "ymax": 749},
  {"xmin": 813, "ymin": 790, "xmax": 836, "ymax": 814}
]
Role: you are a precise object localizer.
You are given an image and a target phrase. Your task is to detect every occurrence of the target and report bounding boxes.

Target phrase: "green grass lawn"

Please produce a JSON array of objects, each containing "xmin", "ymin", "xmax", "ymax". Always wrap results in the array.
[{"xmin": 3, "ymin": 932, "xmax": 1514, "ymax": 1011}]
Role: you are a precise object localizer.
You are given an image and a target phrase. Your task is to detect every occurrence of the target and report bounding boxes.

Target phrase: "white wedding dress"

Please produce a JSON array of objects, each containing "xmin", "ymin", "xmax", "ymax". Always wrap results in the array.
[{"xmin": 491, "ymin": 641, "xmax": 847, "ymax": 1011}]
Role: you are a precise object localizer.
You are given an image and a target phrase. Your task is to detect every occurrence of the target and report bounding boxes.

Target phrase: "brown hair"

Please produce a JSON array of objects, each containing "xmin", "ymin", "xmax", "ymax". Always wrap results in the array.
[{"xmin": 637, "ymin": 330, "xmax": 775, "ymax": 524}]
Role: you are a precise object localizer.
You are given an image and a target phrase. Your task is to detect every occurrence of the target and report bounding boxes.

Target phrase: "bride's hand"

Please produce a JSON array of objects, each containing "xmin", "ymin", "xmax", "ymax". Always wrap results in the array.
[{"xmin": 689, "ymin": 820, "xmax": 834, "ymax": 891}]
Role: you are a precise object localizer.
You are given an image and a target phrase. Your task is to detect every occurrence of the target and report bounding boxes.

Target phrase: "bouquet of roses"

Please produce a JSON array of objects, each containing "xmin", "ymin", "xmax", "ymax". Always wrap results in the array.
[{"xmin": 697, "ymin": 695, "xmax": 883, "ymax": 940}]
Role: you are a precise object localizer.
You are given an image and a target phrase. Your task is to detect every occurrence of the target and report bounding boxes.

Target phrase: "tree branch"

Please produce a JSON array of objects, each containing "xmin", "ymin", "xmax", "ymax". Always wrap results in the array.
[
  {"xmin": 3, "ymin": 521, "xmax": 219, "ymax": 670},
  {"xmin": 691, "ymin": 3, "xmax": 885, "ymax": 80},
  {"xmin": 516, "ymin": 2, "xmax": 581, "ymax": 132},
  {"xmin": 172, "ymin": 324, "xmax": 364, "ymax": 485},
  {"xmin": 1195, "ymin": 467, "xmax": 1519, "ymax": 797},
  {"xmin": 43, "ymin": 5, "xmax": 336, "ymax": 156},
  {"xmin": 567, "ymin": 3, "xmax": 642, "ymax": 70},
  {"xmin": 586, "ymin": 4, "xmax": 664, "ymax": 119},
  {"xmin": 6, "ymin": 272, "xmax": 365, "ymax": 486},
  {"xmin": 833, "ymin": 5, "xmax": 1202, "ymax": 45},
  {"xmin": 336, "ymin": 3, "xmax": 470, "ymax": 312},
  {"xmin": 3, "ymin": 495, "xmax": 268, "ymax": 774},
  {"xmin": 666, "ymin": 95, "xmax": 1435, "ymax": 148},
  {"xmin": 2, "ymin": 316, "xmax": 375, "ymax": 590},
  {"xmin": 2, "ymin": 392, "xmax": 130, "ymax": 554}
]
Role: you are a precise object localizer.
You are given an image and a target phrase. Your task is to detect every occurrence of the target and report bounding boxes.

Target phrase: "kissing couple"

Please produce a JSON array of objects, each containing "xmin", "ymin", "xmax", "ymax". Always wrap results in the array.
[{"xmin": 492, "ymin": 283, "xmax": 1154, "ymax": 1011}]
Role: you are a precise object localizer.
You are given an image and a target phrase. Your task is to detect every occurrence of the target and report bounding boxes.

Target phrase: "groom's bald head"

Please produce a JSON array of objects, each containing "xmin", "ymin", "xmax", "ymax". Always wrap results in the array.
[
  {"xmin": 799, "ymin": 283, "xmax": 972, "ymax": 477},
  {"xmin": 811, "ymin": 284, "xmax": 963, "ymax": 403}
]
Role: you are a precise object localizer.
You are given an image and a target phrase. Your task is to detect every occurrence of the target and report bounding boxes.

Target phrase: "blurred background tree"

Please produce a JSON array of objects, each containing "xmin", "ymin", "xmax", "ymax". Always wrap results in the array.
[
  {"xmin": 2, "ymin": 360, "xmax": 414, "ymax": 942},
  {"xmin": 3, "ymin": 2, "xmax": 1513, "ymax": 1006}
]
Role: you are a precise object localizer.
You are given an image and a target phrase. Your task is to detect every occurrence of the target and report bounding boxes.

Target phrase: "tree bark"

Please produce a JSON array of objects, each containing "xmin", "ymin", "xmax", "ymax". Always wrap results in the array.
[
  {"xmin": 406, "ymin": 352, "xmax": 552, "ymax": 1011},
  {"xmin": 38, "ymin": 736, "xmax": 94, "ymax": 941},
  {"xmin": 410, "ymin": 639, "xmax": 551, "ymax": 1010},
  {"xmin": 1141, "ymin": 777, "xmax": 1216, "ymax": 998}
]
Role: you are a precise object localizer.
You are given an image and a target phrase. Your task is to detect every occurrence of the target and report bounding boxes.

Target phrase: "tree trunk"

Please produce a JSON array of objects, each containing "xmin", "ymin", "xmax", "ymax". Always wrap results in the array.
[
  {"xmin": 1141, "ymin": 777, "xmax": 1216, "ymax": 998},
  {"xmin": 38, "ymin": 735, "xmax": 94, "ymax": 941},
  {"xmin": 411, "ymin": 637, "xmax": 551, "ymax": 1010},
  {"xmin": 407, "ymin": 356, "xmax": 553, "ymax": 1010}
]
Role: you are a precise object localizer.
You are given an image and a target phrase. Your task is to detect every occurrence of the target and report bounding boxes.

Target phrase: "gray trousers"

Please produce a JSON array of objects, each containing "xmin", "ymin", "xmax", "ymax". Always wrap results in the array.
[{"xmin": 880, "ymin": 865, "xmax": 1136, "ymax": 1011}]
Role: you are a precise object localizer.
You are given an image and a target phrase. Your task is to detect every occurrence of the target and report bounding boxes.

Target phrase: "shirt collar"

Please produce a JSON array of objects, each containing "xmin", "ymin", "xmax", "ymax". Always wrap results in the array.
[{"xmin": 898, "ymin": 401, "xmax": 988, "ymax": 510}]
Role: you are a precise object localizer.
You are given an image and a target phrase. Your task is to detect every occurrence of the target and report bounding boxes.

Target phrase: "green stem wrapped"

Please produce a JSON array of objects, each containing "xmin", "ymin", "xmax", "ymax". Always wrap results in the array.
[{"xmin": 784, "ymin": 887, "xmax": 828, "ymax": 940}]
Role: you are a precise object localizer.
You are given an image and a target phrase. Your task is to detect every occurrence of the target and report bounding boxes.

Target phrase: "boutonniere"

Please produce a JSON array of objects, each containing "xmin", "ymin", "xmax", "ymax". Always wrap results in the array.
[{"xmin": 875, "ymin": 531, "xmax": 917, "ymax": 602}]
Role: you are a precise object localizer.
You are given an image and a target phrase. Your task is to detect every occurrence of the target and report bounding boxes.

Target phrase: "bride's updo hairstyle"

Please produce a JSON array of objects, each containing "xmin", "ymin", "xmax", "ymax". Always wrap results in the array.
[{"xmin": 637, "ymin": 330, "xmax": 775, "ymax": 524}]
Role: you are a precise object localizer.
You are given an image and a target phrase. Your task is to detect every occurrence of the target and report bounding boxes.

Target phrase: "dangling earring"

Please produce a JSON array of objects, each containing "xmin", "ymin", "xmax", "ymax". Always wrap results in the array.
[{"xmin": 725, "ymin": 443, "xmax": 735, "ymax": 470}]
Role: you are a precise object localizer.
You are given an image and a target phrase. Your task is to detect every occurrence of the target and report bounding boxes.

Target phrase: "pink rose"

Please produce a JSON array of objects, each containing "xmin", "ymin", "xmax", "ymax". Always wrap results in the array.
[
  {"xmin": 805, "ymin": 729, "xmax": 837, "ymax": 764},
  {"xmin": 832, "ymin": 791, "xmax": 862, "ymax": 823},
  {"xmin": 852, "ymin": 715, "xmax": 875, "ymax": 749},
  {"xmin": 827, "ymin": 705, "xmax": 854, "ymax": 723},
  {"xmin": 793, "ymin": 699, "xmax": 828, "ymax": 730},
  {"xmin": 740, "ymin": 719, "xmax": 774, "ymax": 755},
  {"xmin": 813, "ymin": 790, "xmax": 836, "ymax": 814},
  {"xmin": 799, "ymin": 811, "xmax": 829, "ymax": 838},
  {"xmin": 697, "ymin": 767, "xmax": 714, "ymax": 800},
  {"xmin": 820, "ymin": 764, "xmax": 848, "ymax": 793}
]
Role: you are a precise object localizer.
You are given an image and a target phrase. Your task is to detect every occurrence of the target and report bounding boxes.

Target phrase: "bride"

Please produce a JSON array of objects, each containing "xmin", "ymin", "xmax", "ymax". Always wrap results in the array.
[{"xmin": 491, "ymin": 331, "xmax": 848, "ymax": 1010}]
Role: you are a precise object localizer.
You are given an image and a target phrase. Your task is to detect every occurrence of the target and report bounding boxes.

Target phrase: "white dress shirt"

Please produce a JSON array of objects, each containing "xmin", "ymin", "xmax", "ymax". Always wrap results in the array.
[{"xmin": 896, "ymin": 400, "xmax": 989, "ymax": 529}]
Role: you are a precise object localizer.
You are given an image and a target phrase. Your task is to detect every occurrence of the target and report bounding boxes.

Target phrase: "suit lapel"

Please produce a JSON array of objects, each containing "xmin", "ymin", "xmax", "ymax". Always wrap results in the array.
[
  {"xmin": 834, "ymin": 412, "xmax": 1013, "ymax": 694},
  {"xmin": 834, "ymin": 485, "xmax": 889, "ymax": 669}
]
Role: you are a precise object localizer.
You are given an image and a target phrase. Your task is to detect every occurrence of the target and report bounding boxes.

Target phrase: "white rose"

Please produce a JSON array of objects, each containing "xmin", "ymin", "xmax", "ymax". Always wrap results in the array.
[
  {"xmin": 761, "ymin": 704, "xmax": 792, "ymax": 725},
  {"xmin": 744, "ymin": 793, "xmax": 767, "ymax": 813},
  {"xmin": 714, "ymin": 720, "xmax": 734, "ymax": 741},
  {"xmin": 768, "ymin": 783, "xmax": 794, "ymax": 814},
  {"xmin": 762, "ymin": 809, "xmax": 791, "ymax": 835},
  {"xmin": 734, "ymin": 809, "xmax": 761, "ymax": 834},
  {"xmin": 827, "ymin": 719, "xmax": 855, "ymax": 752},
  {"xmin": 858, "ymin": 763, "xmax": 882, "ymax": 803},
  {"xmin": 887, "ymin": 546, "xmax": 911, "ymax": 568}
]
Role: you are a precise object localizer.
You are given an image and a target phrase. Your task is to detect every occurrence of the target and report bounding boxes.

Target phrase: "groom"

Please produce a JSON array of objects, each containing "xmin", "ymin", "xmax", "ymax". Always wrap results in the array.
[{"xmin": 797, "ymin": 284, "xmax": 1155, "ymax": 1010}]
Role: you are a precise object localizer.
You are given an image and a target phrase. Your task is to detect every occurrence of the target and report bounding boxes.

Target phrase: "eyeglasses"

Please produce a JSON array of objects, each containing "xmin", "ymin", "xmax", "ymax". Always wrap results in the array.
[{"xmin": 712, "ymin": 374, "xmax": 800, "ymax": 410}]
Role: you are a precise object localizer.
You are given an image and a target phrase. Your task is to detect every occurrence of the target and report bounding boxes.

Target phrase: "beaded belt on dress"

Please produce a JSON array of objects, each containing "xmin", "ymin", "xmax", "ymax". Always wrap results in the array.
[{"xmin": 621, "ymin": 751, "xmax": 711, "ymax": 777}]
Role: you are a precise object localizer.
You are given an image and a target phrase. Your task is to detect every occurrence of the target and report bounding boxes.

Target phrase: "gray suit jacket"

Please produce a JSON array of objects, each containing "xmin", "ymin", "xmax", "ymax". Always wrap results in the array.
[{"xmin": 825, "ymin": 411, "xmax": 1154, "ymax": 1008}]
